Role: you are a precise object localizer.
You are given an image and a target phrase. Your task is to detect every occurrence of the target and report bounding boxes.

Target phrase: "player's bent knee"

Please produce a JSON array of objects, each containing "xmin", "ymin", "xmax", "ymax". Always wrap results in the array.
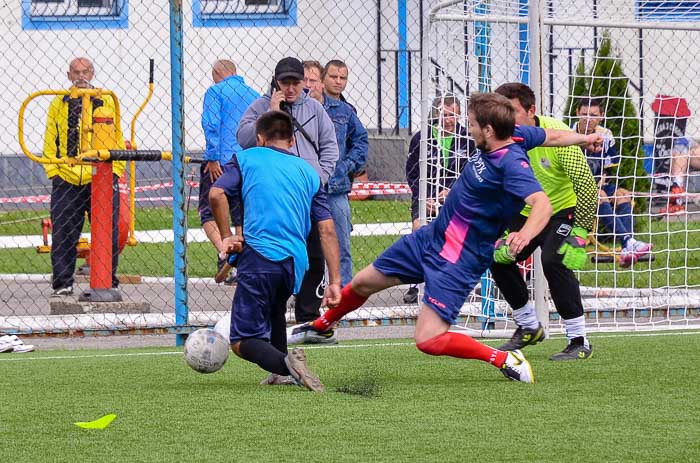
[
  {"xmin": 416, "ymin": 332, "xmax": 450, "ymax": 356},
  {"xmin": 231, "ymin": 341, "xmax": 242, "ymax": 357},
  {"xmin": 351, "ymin": 265, "xmax": 395, "ymax": 297}
]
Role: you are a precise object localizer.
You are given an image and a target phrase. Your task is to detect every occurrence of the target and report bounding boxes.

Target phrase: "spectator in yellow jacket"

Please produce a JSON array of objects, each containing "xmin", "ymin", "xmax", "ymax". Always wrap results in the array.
[{"xmin": 43, "ymin": 57, "xmax": 125, "ymax": 297}]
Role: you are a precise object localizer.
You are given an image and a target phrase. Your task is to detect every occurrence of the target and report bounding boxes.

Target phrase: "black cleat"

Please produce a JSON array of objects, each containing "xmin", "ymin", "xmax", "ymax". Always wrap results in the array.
[
  {"xmin": 549, "ymin": 337, "xmax": 593, "ymax": 361},
  {"xmin": 498, "ymin": 324, "xmax": 545, "ymax": 351},
  {"xmin": 287, "ymin": 322, "xmax": 338, "ymax": 345}
]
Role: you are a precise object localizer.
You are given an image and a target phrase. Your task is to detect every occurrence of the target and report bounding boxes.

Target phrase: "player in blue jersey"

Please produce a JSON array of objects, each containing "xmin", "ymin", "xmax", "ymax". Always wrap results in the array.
[
  {"xmin": 209, "ymin": 111, "xmax": 341, "ymax": 392},
  {"xmin": 288, "ymin": 93, "xmax": 603, "ymax": 383}
]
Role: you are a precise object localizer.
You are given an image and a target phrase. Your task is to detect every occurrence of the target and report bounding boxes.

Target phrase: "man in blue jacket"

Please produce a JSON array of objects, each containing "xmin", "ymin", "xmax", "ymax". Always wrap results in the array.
[
  {"xmin": 200, "ymin": 59, "xmax": 259, "ymax": 277},
  {"xmin": 238, "ymin": 57, "xmax": 339, "ymax": 336},
  {"xmin": 304, "ymin": 60, "xmax": 369, "ymax": 292}
]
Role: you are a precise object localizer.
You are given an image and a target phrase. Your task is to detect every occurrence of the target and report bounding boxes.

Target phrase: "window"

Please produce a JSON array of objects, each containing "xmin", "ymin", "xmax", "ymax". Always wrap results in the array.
[
  {"xmin": 22, "ymin": 0, "xmax": 128, "ymax": 30},
  {"xmin": 636, "ymin": 1, "xmax": 700, "ymax": 21},
  {"xmin": 193, "ymin": 0, "xmax": 297, "ymax": 28}
]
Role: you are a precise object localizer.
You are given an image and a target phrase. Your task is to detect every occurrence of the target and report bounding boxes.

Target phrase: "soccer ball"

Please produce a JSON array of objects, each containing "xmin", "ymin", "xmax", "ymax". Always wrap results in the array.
[{"xmin": 184, "ymin": 328, "xmax": 230, "ymax": 374}]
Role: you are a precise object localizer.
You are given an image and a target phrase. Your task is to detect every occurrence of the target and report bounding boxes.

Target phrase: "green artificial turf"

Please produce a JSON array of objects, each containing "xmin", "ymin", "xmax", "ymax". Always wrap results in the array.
[{"xmin": 0, "ymin": 332, "xmax": 698, "ymax": 462}]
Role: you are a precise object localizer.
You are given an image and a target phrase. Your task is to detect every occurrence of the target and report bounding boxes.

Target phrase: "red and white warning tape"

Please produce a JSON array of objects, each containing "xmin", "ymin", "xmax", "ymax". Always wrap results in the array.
[{"xmin": 0, "ymin": 181, "xmax": 412, "ymax": 205}]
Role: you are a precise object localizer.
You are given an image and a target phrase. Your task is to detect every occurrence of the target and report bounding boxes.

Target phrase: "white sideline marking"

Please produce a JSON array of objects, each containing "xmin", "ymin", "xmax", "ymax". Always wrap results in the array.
[
  {"xmin": 1, "ymin": 330, "xmax": 699, "ymax": 363},
  {"xmin": 0, "ymin": 222, "xmax": 412, "ymax": 249}
]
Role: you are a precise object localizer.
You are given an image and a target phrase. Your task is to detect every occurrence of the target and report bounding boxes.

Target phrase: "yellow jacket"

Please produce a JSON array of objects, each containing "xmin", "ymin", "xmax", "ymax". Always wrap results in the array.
[{"xmin": 42, "ymin": 92, "xmax": 126, "ymax": 185}]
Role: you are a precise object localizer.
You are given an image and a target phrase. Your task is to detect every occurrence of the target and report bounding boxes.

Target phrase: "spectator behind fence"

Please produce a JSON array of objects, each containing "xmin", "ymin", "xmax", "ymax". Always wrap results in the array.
[
  {"xmin": 573, "ymin": 98, "xmax": 652, "ymax": 265},
  {"xmin": 323, "ymin": 59, "xmax": 354, "ymax": 112},
  {"xmin": 402, "ymin": 94, "xmax": 476, "ymax": 303},
  {"xmin": 304, "ymin": 60, "xmax": 368, "ymax": 288},
  {"xmin": 200, "ymin": 59, "xmax": 260, "ymax": 282},
  {"xmin": 237, "ymin": 57, "xmax": 339, "ymax": 340},
  {"xmin": 660, "ymin": 136, "xmax": 700, "ymax": 215},
  {"xmin": 322, "ymin": 60, "xmax": 369, "ymax": 185},
  {"xmin": 42, "ymin": 57, "xmax": 125, "ymax": 297}
]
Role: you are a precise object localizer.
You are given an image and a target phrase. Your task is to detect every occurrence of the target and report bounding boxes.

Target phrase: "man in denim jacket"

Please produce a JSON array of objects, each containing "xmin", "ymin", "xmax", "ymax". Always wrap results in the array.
[{"xmin": 304, "ymin": 60, "xmax": 369, "ymax": 288}]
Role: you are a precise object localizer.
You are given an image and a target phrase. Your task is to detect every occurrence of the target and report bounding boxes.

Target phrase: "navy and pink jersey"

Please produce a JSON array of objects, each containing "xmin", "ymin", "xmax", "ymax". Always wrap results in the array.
[{"xmin": 414, "ymin": 124, "xmax": 545, "ymax": 265}]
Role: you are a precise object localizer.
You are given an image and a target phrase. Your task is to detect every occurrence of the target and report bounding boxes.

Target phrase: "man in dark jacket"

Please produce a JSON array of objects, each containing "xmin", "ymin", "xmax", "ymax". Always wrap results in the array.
[{"xmin": 405, "ymin": 94, "xmax": 476, "ymax": 228}]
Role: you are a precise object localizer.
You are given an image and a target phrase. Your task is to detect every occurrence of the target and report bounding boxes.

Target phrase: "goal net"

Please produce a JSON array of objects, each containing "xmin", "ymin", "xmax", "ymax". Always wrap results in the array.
[{"xmin": 422, "ymin": 0, "xmax": 700, "ymax": 335}]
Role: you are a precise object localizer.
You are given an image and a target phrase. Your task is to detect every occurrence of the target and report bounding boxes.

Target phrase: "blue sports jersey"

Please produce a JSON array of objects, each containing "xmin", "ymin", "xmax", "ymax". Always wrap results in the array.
[
  {"xmin": 417, "ymin": 125, "xmax": 545, "ymax": 264},
  {"xmin": 213, "ymin": 146, "xmax": 332, "ymax": 293}
]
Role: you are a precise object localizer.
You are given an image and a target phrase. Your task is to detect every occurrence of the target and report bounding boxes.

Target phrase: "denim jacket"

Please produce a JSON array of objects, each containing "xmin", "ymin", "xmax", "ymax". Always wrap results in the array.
[{"xmin": 324, "ymin": 95, "xmax": 369, "ymax": 194}]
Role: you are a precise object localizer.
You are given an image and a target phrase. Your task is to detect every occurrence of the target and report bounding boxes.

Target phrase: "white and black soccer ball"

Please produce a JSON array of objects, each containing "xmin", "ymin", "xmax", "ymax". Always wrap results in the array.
[{"xmin": 184, "ymin": 328, "xmax": 230, "ymax": 374}]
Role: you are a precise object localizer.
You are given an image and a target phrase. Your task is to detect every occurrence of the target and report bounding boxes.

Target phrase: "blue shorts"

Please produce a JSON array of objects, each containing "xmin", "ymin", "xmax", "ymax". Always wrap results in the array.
[
  {"xmin": 199, "ymin": 163, "xmax": 237, "ymax": 226},
  {"xmin": 229, "ymin": 245, "xmax": 294, "ymax": 343},
  {"xmin": 601, "ymin": 183, "xmax": 617, "ymax": 198},
  {"xmin": 373, "ymin": 232, "xmax": 489, "ymax": 324}
]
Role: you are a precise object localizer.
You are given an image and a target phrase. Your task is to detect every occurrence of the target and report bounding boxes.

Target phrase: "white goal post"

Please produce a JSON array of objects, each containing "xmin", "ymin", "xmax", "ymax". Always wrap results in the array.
[{"xmin": 420, "ymin": 0, "xmax": 700, "ymax": 335}]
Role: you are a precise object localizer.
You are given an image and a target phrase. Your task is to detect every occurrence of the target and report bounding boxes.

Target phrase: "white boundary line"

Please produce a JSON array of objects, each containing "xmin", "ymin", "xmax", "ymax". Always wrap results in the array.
[{"xmin": 1, "ymin": 330, "xmax": 699, "ymax": 362}]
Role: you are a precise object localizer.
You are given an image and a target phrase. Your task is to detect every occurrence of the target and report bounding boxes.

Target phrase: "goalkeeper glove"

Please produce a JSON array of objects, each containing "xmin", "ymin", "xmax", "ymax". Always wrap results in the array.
[
  {"xmin": 493, "ymin": 233, "xmax": 516, "ymax": 265},
  {"xmin": 557, "ymin": 226, "xmax": 588, "ymax": 270}
]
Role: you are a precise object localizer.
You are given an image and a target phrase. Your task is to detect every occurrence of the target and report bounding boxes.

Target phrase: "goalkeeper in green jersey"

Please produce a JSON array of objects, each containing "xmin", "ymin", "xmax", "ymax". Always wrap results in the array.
[{"xmin": 491, "ymin": 83, "xmax": 598, "ymax": 361}]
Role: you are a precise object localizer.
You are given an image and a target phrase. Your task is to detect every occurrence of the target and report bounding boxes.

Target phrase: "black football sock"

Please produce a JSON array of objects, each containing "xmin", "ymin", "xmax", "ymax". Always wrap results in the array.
[{"xmin": 238, "ymin": 338, "xmax": 290, "ymax": 376}]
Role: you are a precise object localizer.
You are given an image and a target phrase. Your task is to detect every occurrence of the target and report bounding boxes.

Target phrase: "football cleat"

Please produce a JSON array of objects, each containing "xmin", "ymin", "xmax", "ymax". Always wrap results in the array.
[
  {"xmin": 500, "ymin": 349, "xmax": 534, "ymax": 384},
  {"xmin": 498, "ymin": 324, "xmax": 545, "ymax": 351},
  {"xmin": 549, "ymin": 339, "xmax": 593, "ymax": 361},
  {"xmin": 287, "ymin": 322, "xmax": 338, "ymax": 345},
  {"xmin": 284, "ymin": 347, "xmax": 325, "ymax": 392},
  {"xmin": 260, "ymin": 373, "xmax": 298, "ymax": 386}
]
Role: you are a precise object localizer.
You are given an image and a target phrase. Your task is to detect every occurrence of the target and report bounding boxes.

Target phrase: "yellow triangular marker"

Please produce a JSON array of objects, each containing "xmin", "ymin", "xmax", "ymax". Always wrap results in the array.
[{"xmin": 74, "ymin": 414, "xmax": 117, "ymax": 429}]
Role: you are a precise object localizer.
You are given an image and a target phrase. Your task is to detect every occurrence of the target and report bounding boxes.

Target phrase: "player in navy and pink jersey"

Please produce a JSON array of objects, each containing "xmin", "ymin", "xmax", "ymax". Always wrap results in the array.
[{"xmin": 289, "ymin": 93, "xmax": 603, "ymax": 383}]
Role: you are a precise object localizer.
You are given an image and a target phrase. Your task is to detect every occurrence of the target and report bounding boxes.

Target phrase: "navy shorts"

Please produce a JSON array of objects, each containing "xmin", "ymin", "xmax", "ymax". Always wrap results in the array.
[
  {"xmin": 601, "ymin": 183, "xmax": 617, "ymax": 198},
  {"xmin": 373, "ymin": 231, "xmax": 489, "ymax": 325},
  {"xmin": 199, "ymin": 163, "xmax": 237, "ymax": 226},
  {"xmin": 229, "ymin": 245, "xmax": 294, "ymax": 343}
]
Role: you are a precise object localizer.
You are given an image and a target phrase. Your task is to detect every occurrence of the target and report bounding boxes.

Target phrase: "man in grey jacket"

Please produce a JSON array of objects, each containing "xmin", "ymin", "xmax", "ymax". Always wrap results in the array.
[{"xmin": 237, "ymin": 57, "xmax": 340, "ymax": 341}]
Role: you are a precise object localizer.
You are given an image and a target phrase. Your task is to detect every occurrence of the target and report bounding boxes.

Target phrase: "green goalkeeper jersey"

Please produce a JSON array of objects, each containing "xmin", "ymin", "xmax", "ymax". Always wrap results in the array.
[{"xmin": 520, "ymin": 115, "xmax": 597, "ymax": 232}]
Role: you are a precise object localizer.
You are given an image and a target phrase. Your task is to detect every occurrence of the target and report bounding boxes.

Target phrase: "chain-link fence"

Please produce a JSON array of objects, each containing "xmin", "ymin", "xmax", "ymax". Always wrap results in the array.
[
  {"xmin": 4, "ymin": 1, "xmax": 700, "ymax": 338},
  {"xmin": 1, "ymin": 0, "xmax": 427, "ymax": 336}
]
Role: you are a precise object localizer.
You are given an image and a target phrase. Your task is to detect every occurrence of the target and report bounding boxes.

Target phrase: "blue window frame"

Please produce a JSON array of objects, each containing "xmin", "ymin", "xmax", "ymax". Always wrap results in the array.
[
  {"xmin": 193, "ymin": 0, "xmax": 297, "ymax": 28},
  {"xmin": 636, "ymin": 1, "xmax": 700, "ymax": 21},
  {"xmin": 22, "ymin": 0, "xmax": 128, "ymax": 30}
]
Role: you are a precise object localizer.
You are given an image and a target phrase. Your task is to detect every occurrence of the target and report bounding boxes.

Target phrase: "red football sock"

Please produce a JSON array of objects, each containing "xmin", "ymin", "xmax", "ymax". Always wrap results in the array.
[
  {"xmin": 312, "ymin": 284, "xmax": 368, "ymax": 331},
  {"xmin": 416, "ymin": 331, "xmax": 508, "ymax": 367}
]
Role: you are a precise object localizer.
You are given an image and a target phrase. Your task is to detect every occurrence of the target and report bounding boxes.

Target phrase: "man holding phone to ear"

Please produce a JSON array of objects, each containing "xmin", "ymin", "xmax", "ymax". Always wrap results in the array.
[{"xmin": 238, "ymin": 57, "xmax": 339, "ymax": 341}]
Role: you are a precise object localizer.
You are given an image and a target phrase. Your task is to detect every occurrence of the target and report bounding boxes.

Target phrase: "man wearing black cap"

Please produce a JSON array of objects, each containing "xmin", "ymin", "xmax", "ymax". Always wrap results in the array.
[{"xmin": 237, "ymin": 57, "xmax": 340, "ymax": 344}]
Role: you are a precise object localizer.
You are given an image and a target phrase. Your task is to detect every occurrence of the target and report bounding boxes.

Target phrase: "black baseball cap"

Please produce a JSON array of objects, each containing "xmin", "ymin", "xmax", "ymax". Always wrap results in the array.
[{"xmin": 274, "ymin": 57, "xmax": 304, "ymax": 81}]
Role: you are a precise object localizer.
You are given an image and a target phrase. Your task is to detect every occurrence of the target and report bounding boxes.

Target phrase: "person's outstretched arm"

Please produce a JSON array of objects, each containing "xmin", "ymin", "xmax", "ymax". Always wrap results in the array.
[{"xmin": 505, "ymin": 191, "xmax": 552, "ymax": 255}]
